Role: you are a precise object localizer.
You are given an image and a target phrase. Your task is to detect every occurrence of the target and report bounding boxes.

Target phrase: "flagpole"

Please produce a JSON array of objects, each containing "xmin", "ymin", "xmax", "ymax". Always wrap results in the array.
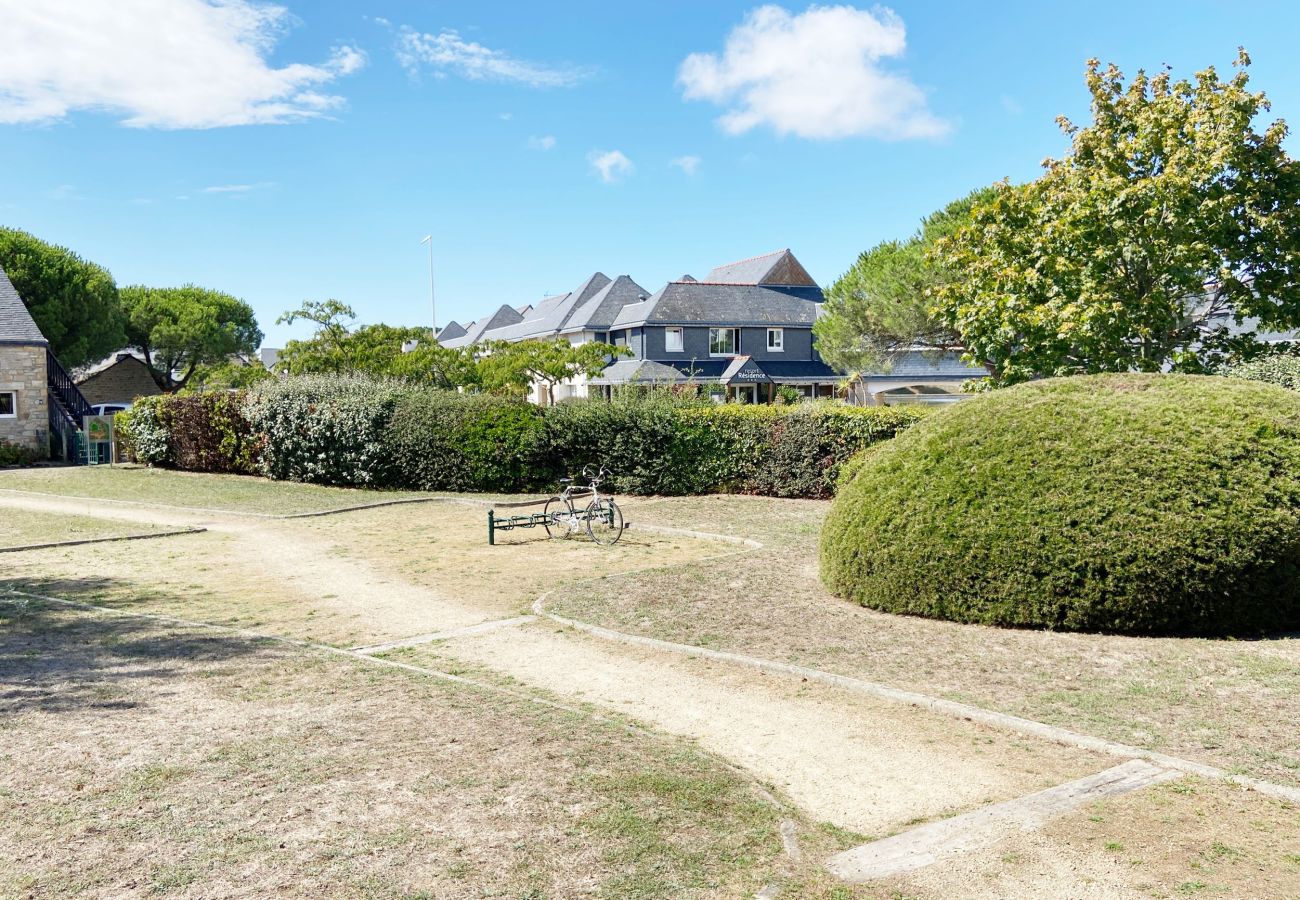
[{"xmin": 420, "ymin": 234, "xmax": 436, "ymax": 334}]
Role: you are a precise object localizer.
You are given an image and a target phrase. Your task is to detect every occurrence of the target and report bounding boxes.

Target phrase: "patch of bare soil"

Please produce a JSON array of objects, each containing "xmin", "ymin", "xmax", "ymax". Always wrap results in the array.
[
  {"xmin": 875, "ymin": 778, "xmax": 1300, "ymax": 899},
  {"xmin": 553, "ymin": 495, "xmax": 1300, "ymax": 789},
  {"xmin": 0, "ymin": 599, "xmax": 843, "ymax": 899}
]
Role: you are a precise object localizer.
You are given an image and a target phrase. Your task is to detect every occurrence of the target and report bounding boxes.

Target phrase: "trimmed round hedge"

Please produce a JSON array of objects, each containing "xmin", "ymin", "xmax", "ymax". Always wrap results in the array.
[{"xmin": 820, "ymin": 374, "xmax": 1300, "ymax": 636}]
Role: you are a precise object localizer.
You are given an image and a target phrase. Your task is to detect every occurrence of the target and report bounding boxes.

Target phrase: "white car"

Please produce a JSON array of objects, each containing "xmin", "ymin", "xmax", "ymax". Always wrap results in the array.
[{"xmin": 90, "ymin": 402, "xmax": 132, "ymax": 417}]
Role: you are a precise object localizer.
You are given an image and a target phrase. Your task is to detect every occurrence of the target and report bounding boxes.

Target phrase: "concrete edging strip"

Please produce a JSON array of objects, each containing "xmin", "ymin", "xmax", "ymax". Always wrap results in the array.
[
  {"xmin": 826, "ymin": 760, "xmax": 1182, "ymax": 882},
  {"xmin": 0, "ymin": 526, "xmax": 206, "ymax": 553}
]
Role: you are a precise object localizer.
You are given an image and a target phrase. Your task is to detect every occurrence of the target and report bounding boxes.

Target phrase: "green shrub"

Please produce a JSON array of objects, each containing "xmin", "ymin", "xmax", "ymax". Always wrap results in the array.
[
  {"xmin": 544, "ymin": 394, "xmax": 706, "ymax": 495},
  {"xmin": 547, "ymin": 397, "xmax": 925, "ymax": 498},
  {"xmin": 243, "ymin": 375, "xmax": 410, "ymax": 485},
  {"xmin": 115, "ymin": 393, "xmax": 258, "ymax": 473},
  {"xmin": 121, "ymin": 374, "xmax": 928, "ymax": 499},
  {"xmin": 1222, "ymin": 349, "xmax": 1300, "ymax": 391},
  {"xmin": 821, "ymin": 374, "xmax": 1300, "ymax": 636},
  {"xmin": 115, "ymin": 398, "xmax": 169, "ymax": 465},
  {"xmin": 386, "ymin": 389, "xmax": 551, "ymax": 492},
  {"xmin": 0, "ymin": 440, "xmax": 37, "ymax": 467}
]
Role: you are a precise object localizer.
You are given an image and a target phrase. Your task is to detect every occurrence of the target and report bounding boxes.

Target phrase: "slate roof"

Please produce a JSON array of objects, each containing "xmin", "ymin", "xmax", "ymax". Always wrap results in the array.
[
  {"xmin": 437, "ymin": 320, "xmax": 468, "ymax": 342},
  {"xmin": 596, "ymin": 357, "xmax": 841, "ymax": 385},
  {"xmin": 561, "ymin": 275, "xmax": 648, "ymax": 333},
  {"xmin": 610, "ymin": 282, "xmax": 824, "ymax": 328},
  {"xmin": 588, "ymin": 358, "xmax": 688, "ymax": 385},
  {"xmin": 478, "ymin": 272, "xmax": 612, "ymax": 342},
  {"xmin": 439, "ymin": 304, "xmax": 524, "ymax": 348},
  {"xmin": 702, "ymin": 249, "xmax": 816, "ymax": 286},
  {"xmin": 0, "ymin": 266, "xmax": 47, "ymax": 345}
]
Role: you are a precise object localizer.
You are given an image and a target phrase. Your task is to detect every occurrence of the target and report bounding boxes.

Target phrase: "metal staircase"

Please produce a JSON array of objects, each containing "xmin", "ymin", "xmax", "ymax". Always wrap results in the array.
[{"xmin": 46, "ymin": 349, "xmax": 93, "ymax": 463}]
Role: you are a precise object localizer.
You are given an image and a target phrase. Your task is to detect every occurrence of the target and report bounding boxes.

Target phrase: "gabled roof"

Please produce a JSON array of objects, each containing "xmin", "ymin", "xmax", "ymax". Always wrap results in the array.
[
  {"xmin": 477, "ymin": 272, "xmax": 612, "ymax": 342},
  {"xmin": 439, "ymin": 304, "xmax": 525, "ymax": 348},
  {"xmin": 702, "ymin": 249, "xmax": 817, "ymax": 287},
  {"xmin": 562, "ymin": 275, "xmax": 648, "ymax": 333},
  {"xmin": 611, "ymin": 282, "xmax": 824, "ymax": 328},
  {"xmin": 0, "ymin": 266, "xmax": 47, "ymax": 345},
  {"xmin": 437, "ymin": 320, "xmax": 468, "ymax": 341},
  {"xmin": 74, "ymin": 348, "xmax": 148, "ymax": 380}
]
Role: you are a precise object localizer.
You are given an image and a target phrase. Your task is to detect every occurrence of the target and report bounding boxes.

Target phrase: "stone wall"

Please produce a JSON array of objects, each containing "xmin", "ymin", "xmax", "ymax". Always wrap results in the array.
[
  {"xmin": 0, "ymin": 343, "xmax": 49, "ymax": 455},
  {"xmin": 78, "ymin": 355, "xmax": 162, "ymax": 406}
]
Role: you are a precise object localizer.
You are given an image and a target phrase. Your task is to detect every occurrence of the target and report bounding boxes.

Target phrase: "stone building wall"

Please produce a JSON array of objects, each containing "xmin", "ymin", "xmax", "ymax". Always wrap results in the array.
[{"xmin": 0, "ymin": 344, "xmax": 49, "ymax": 454}]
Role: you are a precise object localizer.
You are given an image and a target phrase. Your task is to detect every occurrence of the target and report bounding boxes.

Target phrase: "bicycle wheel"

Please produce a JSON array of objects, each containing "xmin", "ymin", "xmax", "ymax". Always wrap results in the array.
[
  {"xmin": 585, "ymin": 498, "xmax": 624, "ymax": 545},
  {"xmin": 544, "ymin": 497, "xmax": 574, "ymax": 539}
]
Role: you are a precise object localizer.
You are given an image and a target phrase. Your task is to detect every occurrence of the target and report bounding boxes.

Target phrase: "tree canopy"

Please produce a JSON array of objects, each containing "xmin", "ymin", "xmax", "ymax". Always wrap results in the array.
[
  {"xmin": 275, "ymin": 302, "xmax": 623, "ymax": 400},
  {"xmin": 478, "ymin": 339, "xmax": 628, "ymax": 405},
  {"xmin": 0, "ymin": 227, "xmax": 124, "ymax": 368},
  {"xmin": 813, "ymin": 188, "xmax": 995, "ymax": 374},
  {"xmin": 120, "ymin": 284, "xmax": 263, "ymax": 392},
  {"xmin": 933, "ymin": 50, "xmax": 1300, "ymax": 386},
  {"xmin": 275, "ymin": 300, "xmax": 477, "ymax": 388}
]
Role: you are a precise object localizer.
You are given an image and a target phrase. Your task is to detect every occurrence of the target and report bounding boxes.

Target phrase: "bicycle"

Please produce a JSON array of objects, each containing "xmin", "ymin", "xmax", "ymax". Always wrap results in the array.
[{"xmin": 544, "ymin": 465, "xmax": 625, "ymax": 545}]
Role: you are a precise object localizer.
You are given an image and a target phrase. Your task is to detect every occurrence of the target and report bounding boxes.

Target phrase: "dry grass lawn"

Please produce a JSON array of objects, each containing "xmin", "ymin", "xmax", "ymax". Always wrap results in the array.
[
  {"xmin": 872, "ymin": 778, "xmax": 1300, "ymax": 899},
  {"xmin": 0, "ymin": 508, "xmax": 173, "ymax": 548},
  {"xmin": 5, "ymin": 470, "xmax": 1299, "ymax": 898},
  {"xmin": 550, "ymin": 495, "xmax": 1300, "ymax": 790},
  {"xmin": 0, "ymin": 597, "xmax": 865, "ymax": 899},
  {"xmin": 0, "ymin": 465, "xmax": 428, "ymax": 515}
]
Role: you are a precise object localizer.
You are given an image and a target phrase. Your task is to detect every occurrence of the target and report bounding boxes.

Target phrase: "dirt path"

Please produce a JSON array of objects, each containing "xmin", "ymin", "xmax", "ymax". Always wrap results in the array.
[
  {"xmin": 0, "ymin": 492, "xmax": 1108, "ymax": 838},
  {"xmin": 434, "ymin": 624, "xmax": 1097, "ymax": 835}
]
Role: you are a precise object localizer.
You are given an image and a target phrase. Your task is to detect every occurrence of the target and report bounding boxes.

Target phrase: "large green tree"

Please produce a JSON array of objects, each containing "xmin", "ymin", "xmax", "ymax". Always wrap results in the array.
[
  {"xmin": 0, "ymin": 227, "xmax": 124, "ymax": 368},
  {"xmin": 120, "ymin": 284, "xmax": 262, "ymax": 392},
  {"xmin": 276, "ymin": 300, "xmax": 479, "ymax": 388},
  {"xmin": 813, "ymin": 188, "xmax": 996, "ymax": 374},
  {"xmin": 934, "ymin": 50, "xmax": 1300, "ymax": 386},
  {"xmin": 477, "ymin": 338, "xmax": 627, "ymax": 405}
]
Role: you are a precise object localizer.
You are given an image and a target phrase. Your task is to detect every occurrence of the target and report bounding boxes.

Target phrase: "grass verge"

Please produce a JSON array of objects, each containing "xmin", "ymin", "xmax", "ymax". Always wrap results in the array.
[
  {"xmin": 548, "ymin": 495, "xmax": 1300, "ymax": 790},
  {"xmin": 0, "ymin": 466, "xmax": 427, "ymax": 515}
]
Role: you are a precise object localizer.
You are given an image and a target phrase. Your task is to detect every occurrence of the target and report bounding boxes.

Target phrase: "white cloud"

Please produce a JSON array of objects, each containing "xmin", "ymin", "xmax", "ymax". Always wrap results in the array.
[
  {"xmin": 201, "ymin": 182, "xmax": 275, "ymax": 194},
  {"xmin": 670, "ymin": 155, "xmax": 702, "ymax": 175},
  {"xmin": 396, "ymin": 27, "xmax": 589, "ymax": 87},
  {"xmin": 677, "ymin": 4, "xmax": 949, "ymax": 140},
  {"xmin": 588, "ymin": 150, "xmax": 633, "ymax": 184},
  {"xmin": 0, "ymin": 0, "xmax": 365, "ymax": 129},
  {"xmin": 527, "ymin": 135, "xmax": 557, "ymax": 151},
  {"xmin": 1000, "ymin": 94, "xmax": 1023, "ymax": 116}
]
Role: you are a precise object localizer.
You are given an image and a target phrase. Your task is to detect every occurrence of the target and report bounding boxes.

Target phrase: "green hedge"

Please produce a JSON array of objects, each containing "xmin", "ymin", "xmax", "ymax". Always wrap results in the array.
[
  {"xmin": 1223, "ymin": 350, "xmax": 1300, "ymax": 391},
  {"xmin": 118, "ymin": 377, "xmax": 924, "ymax": 498},
  {"xmin": 243, "ymin": 376, "xmax": 410, "ymax": 486},
  {"xmin": 386, "ymin": 390, "xmax": 550, "ymax": 492},
  {"xmin": 543, "ymin": 397, "xmax": 925, "ymax": 498},
  {"xmin": 117, "ymin": 393, "xmax": 258, "ymax": 474},
  {"xmin": 821, "ymin": 374, "xmax": 1300, "ymax": 636}
]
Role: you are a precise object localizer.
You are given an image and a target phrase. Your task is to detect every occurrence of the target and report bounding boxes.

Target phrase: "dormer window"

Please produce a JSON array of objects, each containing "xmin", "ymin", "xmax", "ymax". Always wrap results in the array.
[{"xmin": 709, "ymin": 328, "xmax": 738, "ymax": 356}]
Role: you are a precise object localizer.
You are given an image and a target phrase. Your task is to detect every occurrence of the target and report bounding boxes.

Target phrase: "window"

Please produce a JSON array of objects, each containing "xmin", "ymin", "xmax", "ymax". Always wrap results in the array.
[
  {"xmin": 709, "ymin": 327, "xmax": 737, "ymax": 356},
  {"xmin": 665, "ymin": 327, "xmax": 684, "ymax": 353},
  {"xmin": 767, "ymin": 328, "xmax": 784, "ymax": 352},
  {"xmin": 0, "ymin": 391, "xmax": 14, "ymax": 418},
  {"xmin": 613, "ymin": 331, "xmax": 627, "ymax": 348}
]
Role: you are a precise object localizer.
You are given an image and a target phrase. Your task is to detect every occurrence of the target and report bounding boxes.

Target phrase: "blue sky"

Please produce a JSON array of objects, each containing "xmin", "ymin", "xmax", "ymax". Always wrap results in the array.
[{"xmin": 2, "ymin": 1, "xmax": 1298, "ymax": 349}]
